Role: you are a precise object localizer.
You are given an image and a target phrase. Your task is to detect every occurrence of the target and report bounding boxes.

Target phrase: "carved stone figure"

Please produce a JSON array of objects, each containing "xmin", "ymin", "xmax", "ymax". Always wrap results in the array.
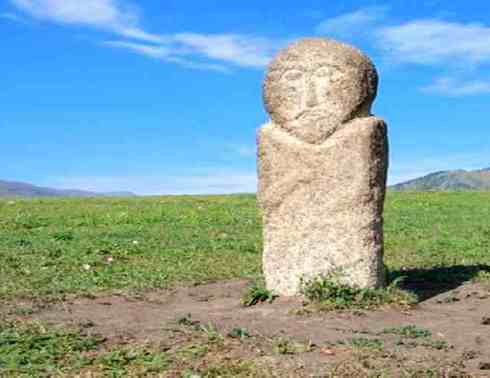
[{"xmin": 257, "ymin": 38, "xmax": 388, "ymax": 296}]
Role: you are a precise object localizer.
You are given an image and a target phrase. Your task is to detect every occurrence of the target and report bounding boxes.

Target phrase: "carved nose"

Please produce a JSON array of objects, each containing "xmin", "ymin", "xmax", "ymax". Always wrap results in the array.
[{"xmin": 305, "ymin": 81, "xmax": 318, "ymax": 108}]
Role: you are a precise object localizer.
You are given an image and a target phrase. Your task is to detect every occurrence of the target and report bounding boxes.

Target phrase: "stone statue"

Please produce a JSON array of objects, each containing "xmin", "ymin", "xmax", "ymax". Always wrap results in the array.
[{"xmin": 257, "ymin": 38, "xmax": 388, "ymax": 296}]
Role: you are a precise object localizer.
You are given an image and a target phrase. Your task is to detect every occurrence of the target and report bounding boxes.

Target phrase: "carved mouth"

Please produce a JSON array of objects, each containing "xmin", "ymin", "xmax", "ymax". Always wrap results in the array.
[{"xmin": 299, "ymin": 111, "xmax": 327, "ymax": 121}]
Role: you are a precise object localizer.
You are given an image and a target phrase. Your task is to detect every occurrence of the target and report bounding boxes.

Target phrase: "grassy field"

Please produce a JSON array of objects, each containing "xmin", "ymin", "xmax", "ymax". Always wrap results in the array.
[
  {"xmin": 1, "ymin": 192, "xmax": 490, "ymax": 376},
  {"xmin": 1, "ymin": 192, "xmax": 490, "ymax": 300},
  {"xmin": 0, "ymin": 195, "xmax": 261, "ymax": 300}
]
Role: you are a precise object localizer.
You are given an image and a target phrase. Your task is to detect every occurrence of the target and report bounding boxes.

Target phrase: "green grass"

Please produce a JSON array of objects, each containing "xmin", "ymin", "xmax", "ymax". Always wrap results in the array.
[
  {"xmin": 381, "ymin": 325, "xmax": 432, "ymax": 339},
  {"xmin": 384, "ymin": 192, "xmax": 490, "ymax": 278},
  {"xmin": 272, "ymin": 338, "xmax": 315, "ymax": 355},
  {"xmin": 1, "ymin": 320, "xmax": 237, "ymax": 377},
  {"xmin": 4, "ymin": 192, "xmax": 487, "ymax": 376},
  {"xmin": 0, "ymin": 321, "xmax": 104, "ymax": 376},
  {"xmin": 299, "ymin": 275, "xmax": 417, "ymax": 311},
  {"xmin": 240, "ymin": 281, "xmax": 277, "ymax": 306},
  {"xmin": 1, "ymin": 192, "xmax": 490, "ymax": 300},
  {"xmin": 341, "ymin": 337, "xmax": 384, "ymax": 350},
  {"xmin": 385, "ymin": 325, "xmax": 453, "ymax": 351},
  {"xmin": 0, "ymin": 195, "xmax": 261, "ymax": 299},
  {"xmin": 228, "ymin": 328, "xmax": 251, "ymax": 340}
]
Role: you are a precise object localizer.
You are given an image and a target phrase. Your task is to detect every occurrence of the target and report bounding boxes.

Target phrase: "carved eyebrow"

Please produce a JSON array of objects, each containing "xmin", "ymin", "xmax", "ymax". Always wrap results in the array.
[
  {"xmin": 280, "ymin": 69, "xmax": 304, "ymax": 80},
  {"xmin": 313, "ymin": 63, "xmax": 342, "ymax": 71},
  {"xmin": 271, "ymin": 63, "xmax": 307, "ymax": 73}
]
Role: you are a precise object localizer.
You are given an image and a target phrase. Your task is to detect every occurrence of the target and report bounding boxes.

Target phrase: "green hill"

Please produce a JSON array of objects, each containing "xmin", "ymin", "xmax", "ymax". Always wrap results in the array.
[
  {"xmin": 0, "ymin": 180, "xmax": 135, "ymax": 198},
  {"xmin": 391, "ymin": 168, "xmax": 490, "ymax": 191}
]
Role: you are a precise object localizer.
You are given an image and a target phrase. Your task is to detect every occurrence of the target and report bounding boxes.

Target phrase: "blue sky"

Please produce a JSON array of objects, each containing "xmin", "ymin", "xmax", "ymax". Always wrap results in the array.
[{"xmin": 2, "ymin": 0, "xmax": 490, "ymax": 195}]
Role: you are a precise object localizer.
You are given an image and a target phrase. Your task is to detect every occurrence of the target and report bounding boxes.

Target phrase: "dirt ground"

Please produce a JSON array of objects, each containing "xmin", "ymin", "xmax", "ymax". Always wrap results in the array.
[{"xmin": 4, "ymin": 280, "xmax": 490, "ymax": 377}]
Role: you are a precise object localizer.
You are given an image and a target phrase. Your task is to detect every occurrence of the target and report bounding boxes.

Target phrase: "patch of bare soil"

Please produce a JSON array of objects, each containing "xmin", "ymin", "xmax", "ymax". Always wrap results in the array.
[{"xmin": 4, "ymin": 280, "xmax": 490, "ymax": 377}]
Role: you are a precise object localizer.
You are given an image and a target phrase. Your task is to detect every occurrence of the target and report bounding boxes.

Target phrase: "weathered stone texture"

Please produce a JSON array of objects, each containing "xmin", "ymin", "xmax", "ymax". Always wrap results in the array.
[{"xmin": 258, "ymin": 38, "xmax": 388, "ymax": 296}]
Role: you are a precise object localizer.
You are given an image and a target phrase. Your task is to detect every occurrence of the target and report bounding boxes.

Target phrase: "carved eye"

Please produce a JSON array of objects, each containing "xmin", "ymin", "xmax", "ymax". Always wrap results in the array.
[
  {"xmin": 315, "ymin": 66, "xmax": 345, "ymax": 82},
  {"xmin": 282, "ymin": 69, "xmax": 304, "ymax": 82}
]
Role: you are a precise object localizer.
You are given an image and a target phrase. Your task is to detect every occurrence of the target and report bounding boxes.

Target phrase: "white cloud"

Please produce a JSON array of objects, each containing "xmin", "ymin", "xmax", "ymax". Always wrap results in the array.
[
  {"xmin": 11, "ymin": 0, "xmax": 136, "ymax": 26},
  {"xmin": 10, "ymin": 0, "xmax": 277, "ymax": 71},
  {"xmin": 115, "ymin": 27, "xmax": 163, "ymax": 44},
  {"xmin": 163, "ymin": 56, "xmax": 231, "ymax": 73},
  {"xmin": 421, "ymin": 77, "xmax": 490, "ymax": 96},
  {"xmin": 48, "ymin": 171, "xmax": 257, "ymax": 195},
  {"xmin": 103, "ymin": 34, "xmax": 276, "ymax": 70},
  {"xmin": 10, "ymin": 0, "xmax": 162, "ymax": 43},
  {"xmin": 103, "ymin": 41, "xmax": 170, "ymax": 59},
  {"xmin": 173, "ymin": 33, "xmax": 275, "ymax": 68},
  {"xmin": 103, "ymin": 40, "xmax": 235, "ymax": 72},
  {"xmin": 317, "ymin": 12, "xmax": 490, "ymax": 97},
  {"xmin": 316, "ymin": 6, "xmax": 388, "ymax": 39},
  {"xmin": 376, "ymin": 19, "xmax": 490, "ymax": 65}
]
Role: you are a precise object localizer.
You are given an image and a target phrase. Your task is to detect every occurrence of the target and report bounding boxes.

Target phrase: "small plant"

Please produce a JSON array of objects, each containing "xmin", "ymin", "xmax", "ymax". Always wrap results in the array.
[
  {"xmin": 177, "ymin": 313, "xmax": 196, "ymax": 327},
  {"xmin": 228, "ymin": 327, "xmax": 251, "ymax": 340},
  {"xmin": 52, "ymin": 231, "xmax": 75, "ymax": 242},
  {"xmin": 393, "ymin": 327, "xmax": 450, "ymax": 351},
  {"xmin": 198, "ymin": 323, "xmax": 222, "ymax": 342},
  {"xmin": 462, "ymin": 350, "xmax": 480, "ymax": 360},
  {"xmin": 272, "ymin": 338, "xmax": 315, "ymax": 355},
  {"xmin": 422, "ymin": 340, "xmax": 450, "ymax": 350},
  {"xmin": 11, "ymin": 306, "xmax": 35, "ymax": 316},
  {"xmin": 15, "ymin": 239, "xmax": 32, "ymax": 247},
  {"xmin": 194, "ymin": 360, "xmax": 259, "ymax": 377},
  {"xmin": 300, "ymin": 274, "xmax": 417, "ymax": 312},
  {"xmin": 341, "ymin": 337, "xmax": 384, "ymax": 350},
  {"xmin": 395, "ymin": 339, "xmax": 418, "ymax": 348},
  {"xmin": 240, "ymin": 282, "xmax": 277, "ymax": 307},
  {"xmin": 177, "ymin": 344, "xmax": 209, "ymax": 360},
  {"xmin": 96, "ymin": 347, "xmax": 169, "ymax": 376},
  {"xmin": 381, "ymin": 324, "xmax": 431, "ymax": 339}
]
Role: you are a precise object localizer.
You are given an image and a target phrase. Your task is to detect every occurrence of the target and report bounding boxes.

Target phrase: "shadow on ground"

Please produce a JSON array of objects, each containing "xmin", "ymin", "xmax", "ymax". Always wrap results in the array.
[{"xmin": 389, "ymin": 264, "xmax": 490, "ymax": 301}]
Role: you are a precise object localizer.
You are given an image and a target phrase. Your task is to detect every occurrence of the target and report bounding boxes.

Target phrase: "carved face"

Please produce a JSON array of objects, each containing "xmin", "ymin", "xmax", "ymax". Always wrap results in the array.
[
  {"xmin": 278, "ymin": 64, "xmax": 348, "ymax": 121},
  {"xmin": 264, "ymin": 39, "xmax": 378, "ymax": 144}
]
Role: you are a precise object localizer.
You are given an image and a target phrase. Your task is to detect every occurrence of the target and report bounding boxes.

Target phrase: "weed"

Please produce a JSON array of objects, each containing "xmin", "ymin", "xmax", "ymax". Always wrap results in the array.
[
  {"xmin": 300, "ymin": 274, "xmax": 417, "ymax": 312},
  {"xmin": 462, "ymin": 350, "xmax": 480, "ymax": 360},
  {"xmin": 177, "ymin": 344, "xmax": 209, "ymax": 360},
  {"xmin": 177, "ymin": 313, "xmax": 196, "ymax": 327},
  {"xmin": 52, "ymin": 230, "xmax": 75, "ymax": 242},
  {"xmin": 240, "ymin": 281, "xmax": 277, "ymax": 307},
  {"xmin": 381, "ymin": 325, "xmax": 431, "ymax": 338},
  {"xmin": 96, "ymin": 348, "xmax": 169, "ymax": 377},
  {"xmin": 198, "ymin": 323, "xmax": 223, "ymax": 342},
  {"xmin": 228, "ymin": 327, "xmax": 251, "ymax": 340},
  {"xmin": 272, "ymin": 338, "xmax": 315, "ymax": 354},
  {"xmin": 15, "ymin": 239, "xmax": 32, "ymax": 247},
  {"xmin": 342, "ymin": 337, "xmax": 384, "ymax": 350},
  {"xmin": 396, "ymin": 337, "xmax": 450, "ymax": 351},
  {"xmin": 0, "ymin": 320, "xmax": 172, "ymax": 377},
  {"xmin": 175, "ymin": 315, "xmax": 222, "ymax": 343},
  {"xmin": 422, "ymin": 340, "xmax": 450, "ymax": 350},
  {"xmin": 194, "ymin": 360, "xmax": 259, "ymax": 377},
  {"xmin": 0, "ymin": 320, "xmax": 103, "ymax": 376},
  {"xmin": 11, "ymin": 306, "xmax": 35, "ymax": 316}
]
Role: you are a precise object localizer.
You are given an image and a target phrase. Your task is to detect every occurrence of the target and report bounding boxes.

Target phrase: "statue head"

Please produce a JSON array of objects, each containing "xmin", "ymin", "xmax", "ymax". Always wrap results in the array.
[{"xmin": 263, "ymin": 38, "xmax": 378, "ymax": 144}]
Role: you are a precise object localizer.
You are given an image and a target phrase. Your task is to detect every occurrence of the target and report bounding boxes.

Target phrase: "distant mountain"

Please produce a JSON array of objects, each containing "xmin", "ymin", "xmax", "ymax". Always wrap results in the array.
[
  {"xmin": 0, "ymin": 180, "xmax": 136, "ymax": 198},
  {"xmin": 391, "ymin": 167, "xmax": 490, "ymax": 191}
]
